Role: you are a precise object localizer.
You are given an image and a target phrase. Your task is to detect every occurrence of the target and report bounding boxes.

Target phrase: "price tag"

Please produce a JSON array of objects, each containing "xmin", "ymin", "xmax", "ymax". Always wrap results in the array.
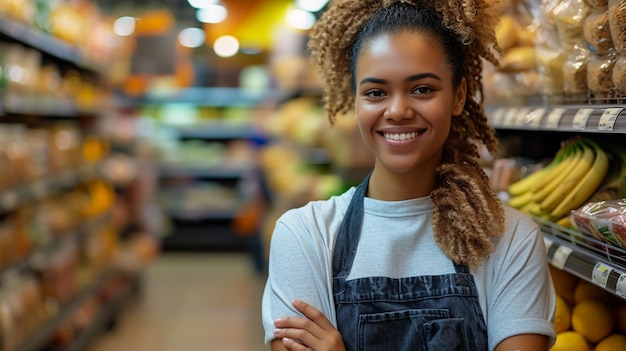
[
  {"xmin": 592, "ymin": 262, "xmax": 614, "ymax": 288},
  {"xmin": 545, "ymin": 108, "xmax": 566, "ymax": 129},
  {"xmin": 598, "ymin": 108, "xmax": 623, "ymax": 131},
  {"xmin": 572, "ymin": 108, "xmax": 594, "ymax": 130},
  {"xmin": 0, "ymin": 191, "xmax": 18, "ymax": 210},
  {"xmin": 617, "ymin": 274, "xmax": 626, "ymax": 299},
  {"xmin": 515, "ymin": 108, "xmax": 531, "ymax": 126},
  {"xmin": 526, "ymin": 108, "xmax": 546, "ymax": 128},
  {"xmin": 490, "ymin": 108, "xmax": 506, "ymax": 125},
  {"xmin": 551, "ymin": 245, "xmax": 573, "ymax": 270},
  {"xmin": 503, "ymin": 108, "xmax": 518, "ymax": 126}
]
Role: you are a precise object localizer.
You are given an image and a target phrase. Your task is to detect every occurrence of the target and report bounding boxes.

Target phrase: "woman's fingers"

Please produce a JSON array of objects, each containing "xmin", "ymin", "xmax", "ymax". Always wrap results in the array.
[{"xmin": 292, "ymin": 299, "xmax": 336, "ymax": 331}]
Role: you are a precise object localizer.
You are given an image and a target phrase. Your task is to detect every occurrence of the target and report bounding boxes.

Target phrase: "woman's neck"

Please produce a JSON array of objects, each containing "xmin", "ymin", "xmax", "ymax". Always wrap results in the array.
[{"xmin": 367, "ymin": 167, "xmax": 437, "ymax": 201}]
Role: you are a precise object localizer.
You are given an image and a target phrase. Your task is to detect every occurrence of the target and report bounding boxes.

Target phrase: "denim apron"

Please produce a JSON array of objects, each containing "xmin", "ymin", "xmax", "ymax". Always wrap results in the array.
[{"xmin": 332, "ymin": 175, "xmax": 489, "ymax": 351}]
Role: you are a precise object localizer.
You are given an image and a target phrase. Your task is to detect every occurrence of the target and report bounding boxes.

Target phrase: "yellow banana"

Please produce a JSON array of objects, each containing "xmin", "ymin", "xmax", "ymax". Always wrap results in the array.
[
  {"xmin": 508, "ymin": 191, "xmax": 533, "ymax": 209},
  {"xmin": 531, "ymin": 146, "xmax": 581, "ymax": 203},
  {"xmin": 541, "ymin": 142, "xmax": 596, "ymax": 212},
  {"xmin": 555, "ymin": 215, "xmax": 574, "ymax": 229},
  {"xmin": 550, "ymin": 140, "xmax": 610, "ymax": 219},
  {"xmin": 507, "ymin": 140, "xmax": 574, "ymax": 196},
  {"xmin": 530, "ymin": 142, "xmax": 579, "ymax": 193}
]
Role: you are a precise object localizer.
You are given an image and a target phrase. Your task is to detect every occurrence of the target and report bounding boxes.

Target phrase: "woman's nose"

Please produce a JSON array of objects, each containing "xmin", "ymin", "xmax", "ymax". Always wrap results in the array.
[{"xmin": 384, "ymin": 95, "xmax": 414, "ymax": 120}]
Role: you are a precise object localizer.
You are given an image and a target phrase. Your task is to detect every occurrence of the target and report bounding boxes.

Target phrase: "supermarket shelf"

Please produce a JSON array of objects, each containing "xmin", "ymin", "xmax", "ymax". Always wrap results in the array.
[
  {"xmin": 159, "ymin": 163, "xmax": 255, "ymax": 179},
  {"xmin": 114, "ymin": 87, "xmax": 280, "ymax": 108},
  {"xmin": 0, "ymin": 14, "xmax": 103, "ymax": 71},
  {"xmin": 0, "ymin": 163, "xmax": 102, "ymax": 214},
  {"xmin": 175, "ymin": 122, "xmax": 255, "ymax": 140},
  {"xmin": 167, "ymin": 207, "xmax": 240, "ymax": 221},
  {"xmin": 0, "ymin": 92, "xmax": 99, "ymax": 117},
  {"xmin": 487, "ymin": 105, "xmax": 626, "ymax": 134},
  {"xmin": 15, "ymin": 268, "xmax": 117, "ymax": 351},
  {"xmin": 0, "ymin": 211, "xmax": 112, "ymax": 276},
  {"xmin": 536, "ymin": 217, "xmax": 626, "ymax": 300},
  {"xmin": 64, "ymin": 273, "xmax": 140, "ymax": 351}
]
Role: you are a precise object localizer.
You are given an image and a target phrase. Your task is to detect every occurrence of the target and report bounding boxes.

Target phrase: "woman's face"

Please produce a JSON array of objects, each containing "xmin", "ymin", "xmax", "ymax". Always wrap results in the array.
[{"xmin": 354, "ymin": 30, "xmax": 466, "ymax": 175}]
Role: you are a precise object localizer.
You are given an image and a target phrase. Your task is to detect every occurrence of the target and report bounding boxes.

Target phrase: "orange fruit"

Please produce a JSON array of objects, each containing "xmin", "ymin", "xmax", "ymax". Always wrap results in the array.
[
  {"xmin": 571, "ymin": 299, "xmax": 615, "ymax": 343},
  {"xmin": 595, "ymin": 334, "xmax": 626, "ymax": 351},
  {"xmin": 549, "ymin": 331, "xmax": 589, "ymax": 351},
  {"xmin": 554, "ymin": 295, "xmax": 571, "ymax": 333}
]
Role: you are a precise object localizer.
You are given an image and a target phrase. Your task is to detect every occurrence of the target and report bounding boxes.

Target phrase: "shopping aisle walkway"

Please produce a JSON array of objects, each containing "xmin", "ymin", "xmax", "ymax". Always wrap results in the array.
[{"xmin": 88, "ymin": 252, "xmax": 268, "ymax": 351}]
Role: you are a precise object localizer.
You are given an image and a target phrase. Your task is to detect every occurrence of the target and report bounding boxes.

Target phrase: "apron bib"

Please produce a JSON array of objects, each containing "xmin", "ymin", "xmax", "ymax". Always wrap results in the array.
[{"xmin": 332, "ymin": 175, "xmax": 488, "ymax": 351}]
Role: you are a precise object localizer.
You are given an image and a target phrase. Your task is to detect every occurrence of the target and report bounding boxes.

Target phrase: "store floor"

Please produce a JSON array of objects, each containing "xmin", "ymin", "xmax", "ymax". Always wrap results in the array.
[{"xmin": 88, "ymin": 252, "xmax": 268, "ymax": 351}]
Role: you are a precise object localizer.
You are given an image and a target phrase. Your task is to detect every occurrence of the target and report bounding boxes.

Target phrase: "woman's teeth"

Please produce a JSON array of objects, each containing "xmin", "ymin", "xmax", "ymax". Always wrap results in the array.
[{"xmin": 383, "ymin": 132, "xmax": 418, "ymax": 141}]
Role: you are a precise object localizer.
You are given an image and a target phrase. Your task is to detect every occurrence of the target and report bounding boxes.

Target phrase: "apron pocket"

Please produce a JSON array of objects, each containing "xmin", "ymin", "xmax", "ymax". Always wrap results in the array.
[
  {"xmin": 423, "ymin": 318, "xmax": 468, "ymax": 351},
  {"xmin": 357, "ymin": 308, "xmax": 450, "ymax": 351}
]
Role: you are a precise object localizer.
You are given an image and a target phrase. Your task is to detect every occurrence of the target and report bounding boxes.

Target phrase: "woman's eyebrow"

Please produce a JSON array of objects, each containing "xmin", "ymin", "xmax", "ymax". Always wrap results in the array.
[{"xmin": 359, "ymin": 72, "xmax": 442, "ymax": 86}]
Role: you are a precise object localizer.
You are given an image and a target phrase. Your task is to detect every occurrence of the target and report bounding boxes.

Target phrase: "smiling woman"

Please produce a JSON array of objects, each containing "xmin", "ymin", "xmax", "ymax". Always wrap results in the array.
[{"xmin": 262, "ymin": 1, "xmax": 557, "ymax": 351}]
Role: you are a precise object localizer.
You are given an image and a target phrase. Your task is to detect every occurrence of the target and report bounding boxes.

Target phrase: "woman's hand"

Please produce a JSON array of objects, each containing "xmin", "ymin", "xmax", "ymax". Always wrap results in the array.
[{"xmin": 272, "ymin": 299, "xmax": 346, "ymax": 351}]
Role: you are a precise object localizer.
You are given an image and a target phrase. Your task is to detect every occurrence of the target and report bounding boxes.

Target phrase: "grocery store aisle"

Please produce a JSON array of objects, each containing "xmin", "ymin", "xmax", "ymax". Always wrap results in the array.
[{"xmin": 88, "ymin": 252, "xmax": 268, "ymax": 351}]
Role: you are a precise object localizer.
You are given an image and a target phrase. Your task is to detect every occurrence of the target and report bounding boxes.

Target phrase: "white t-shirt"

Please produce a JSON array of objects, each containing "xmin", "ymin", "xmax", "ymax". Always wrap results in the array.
[{"xmin": 262, "ymin": 186, "xmax": 556, "ymax": 350}]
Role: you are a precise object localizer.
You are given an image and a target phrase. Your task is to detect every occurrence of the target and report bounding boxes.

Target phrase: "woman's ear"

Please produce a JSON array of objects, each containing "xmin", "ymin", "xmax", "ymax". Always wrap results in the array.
[{"xmin": 452, "ymin": 78, "xmax": 467, "ymax": 116}]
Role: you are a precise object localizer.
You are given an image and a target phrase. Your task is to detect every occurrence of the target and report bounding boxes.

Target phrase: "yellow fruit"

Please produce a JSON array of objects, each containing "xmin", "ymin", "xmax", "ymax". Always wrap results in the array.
[
  {"xmin": 554, "ymin": 295, "xmax": 571, "ymax": 333},
  {"xmin": 495, "ymin": 15, "xmax": 519, "ymax": 51},
  {"xmin": 571, "ymin": 299, "xmax": 615, "ymax": 343},
  {"xmin": 574, "ymin": 281, "xmax": 611, "ymax": 304},
  {"xmin": 499, "ymin": 45, "xmax": 536, "ymax": 72},
  {"xmin": 596, "ymin": 334, "xmax": 626, "ymax": 351},
  {"xmin": 550, "ymin": 265, "xmax": 578, "ymax": 305},
  {"xmin": 550, "ymin": 331, "xmax": 589, "ymax": 351}
]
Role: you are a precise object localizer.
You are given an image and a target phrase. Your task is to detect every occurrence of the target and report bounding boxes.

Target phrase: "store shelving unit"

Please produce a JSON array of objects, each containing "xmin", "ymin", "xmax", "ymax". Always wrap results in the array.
[
  {"xmin": 488, "ymin": 103, "xmax": 626, "ymax": 299},
  {"xmin": 0, "ymin": 13, "xmax": 140, "ymax": 351}
]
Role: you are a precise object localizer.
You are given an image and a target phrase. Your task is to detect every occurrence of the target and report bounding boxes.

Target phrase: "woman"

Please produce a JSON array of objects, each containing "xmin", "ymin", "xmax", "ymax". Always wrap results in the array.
[{"xmin": 262, "ymin": 1, "xmax": 556, "ymax": 350}]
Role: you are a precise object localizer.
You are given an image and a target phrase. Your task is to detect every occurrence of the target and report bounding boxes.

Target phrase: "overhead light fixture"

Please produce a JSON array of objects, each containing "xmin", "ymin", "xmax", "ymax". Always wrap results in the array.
[
  {"xmin": 178, "ymin": 27, "xmax": 206, "ymax": 48},
  {"xmin": 286, "ymin": 8, "xmax": 316, "ymax": 30},
  {"xmin": 196, "ymin": 5, "xmax": 227, "ymax": 23},
  {"xmin": 295, "ymin": 0, "xmax": 329, "ymax": 12},
  {"xmin": 113, "ymin": 16, "xmax": 136, "ymax": 36},
  {"xmin": 187, "ymin": 0, "xmax": 219, "ymax": 9},
  {"xmin": 213, "ymin": 35, "xmax": 239, "ymax": 57}
]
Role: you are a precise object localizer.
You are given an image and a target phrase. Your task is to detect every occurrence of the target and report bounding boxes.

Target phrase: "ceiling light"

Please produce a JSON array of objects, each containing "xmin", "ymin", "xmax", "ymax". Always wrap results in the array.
[
  {"xmin": 196, "ymin": 5, "xmax": 227, "ymax": 23},
  {"xmin": 113, "ymin": 16, "xmax": 136, "ymax": 36},
  {"xmin": 286, "ymin": 8, "xmax": 316, "ymax": 30},
  {"xmin": 178, "ymin": 27, "xmax": 206, "ymax": 48},
  {"xmin": 187, "ymin": 0, "xmax": 219, "ymax": 9},
  {"xmin": 295, "ymin": 0, "xmax": 329, "ymax": 12},
  {"xmin": 213, "ymin": 35, "xmax": 239, "ymax": 57}
]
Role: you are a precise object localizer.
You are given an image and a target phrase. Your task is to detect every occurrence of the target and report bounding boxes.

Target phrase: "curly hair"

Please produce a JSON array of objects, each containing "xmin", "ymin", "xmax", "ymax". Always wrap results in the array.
[{"xmin": 308, "ymin": 0, "xmax": 505, "ymax": 267}]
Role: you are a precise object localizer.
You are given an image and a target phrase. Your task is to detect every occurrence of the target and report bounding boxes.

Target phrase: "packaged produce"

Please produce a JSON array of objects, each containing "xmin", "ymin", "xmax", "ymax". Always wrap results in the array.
[
  {"xmin": 536, "ymin": 0, "xmax": 566, "ymax": 97},
  {"xmin": 587, "ymin": 52, "xmax": 618, "ymax": 94},
  {"xmin": 563, "ymin": 44, "xmax": 591, "ymax": 95},
  {"xmin": 608, "ymin": 0, "xmax": 626, "ymax": 54},
  {"xmin": 614, "ymin": 54, "xmax": 626, "ymax": 90},
  {"xmin": 583, "ymin": 10, "xmax": 615, "ymax": 55},
  {"xmin": 553, "ymin": 0, "xmax": 591, "ymax": 45},
  {"xmin": 587, "ymin": 0, "xmax": 609, "ymax": 10},
  {"xmin": 571, "ymin": 199, "xmax": 626, "ymax": 248}
]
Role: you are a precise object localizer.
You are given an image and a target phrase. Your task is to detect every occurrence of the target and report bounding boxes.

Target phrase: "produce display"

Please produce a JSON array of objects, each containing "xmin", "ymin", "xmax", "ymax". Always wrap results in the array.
[
  {"xmin": 506, "ymin": 136, "xmax": 626, "ymax": 227},
  {"xmin": 550, "ymin": 265, "xmax": 626, "ymax": 351},
  {"xmin": 572, "ymin": 199, "xmax": 626, "ymax": 248}
]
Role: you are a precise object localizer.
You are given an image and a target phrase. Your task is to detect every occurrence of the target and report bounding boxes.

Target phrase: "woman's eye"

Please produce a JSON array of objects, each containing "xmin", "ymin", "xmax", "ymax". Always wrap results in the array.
[
  {"xmin": 364, "ymin": 89, "xmax": 385, "ymax": 98},
  {"xmin": 413, "ymin": 86, "xmax": 433, "ymax": 95}
]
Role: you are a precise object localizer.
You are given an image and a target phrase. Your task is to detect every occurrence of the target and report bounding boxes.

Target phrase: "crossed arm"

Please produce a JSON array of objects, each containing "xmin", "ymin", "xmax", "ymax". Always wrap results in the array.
[{"xmin": 270, "ymin": 300, "xmax": 549, "ymax": 351}]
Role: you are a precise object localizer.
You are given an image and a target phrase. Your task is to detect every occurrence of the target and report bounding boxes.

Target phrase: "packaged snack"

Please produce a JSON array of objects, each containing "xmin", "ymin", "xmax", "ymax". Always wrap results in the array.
[
  {"xmin": 614, "ymin": 54, "xmax": 626, "ymax": 90},
  {"xmin": 587, "ymin": 52, "xmax": 618, "ymax": 94},
  {"xmin": 608, "ymin": 0, "xmax": 626, "ymax": 54},
  {"xmin": 563, "ymin": 44, "xmax": 591, "ymax": 95},
  {"xmin": 571, "ymin": 199, "xmax": 626, "ymax": 248},
  {"xmin": 583, "ymin": 10, "xmax": 615, "ymax": 55},
  {"xmin": 587, "ymin": 0, "xmax": 609, "ymax": 10}
]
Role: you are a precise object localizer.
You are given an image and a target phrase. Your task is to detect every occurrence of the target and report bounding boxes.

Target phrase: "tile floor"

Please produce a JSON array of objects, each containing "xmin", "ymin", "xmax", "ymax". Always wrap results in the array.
[{"xmin": 88, "ymin": 252, "xmax": 268, "ymax": 351}]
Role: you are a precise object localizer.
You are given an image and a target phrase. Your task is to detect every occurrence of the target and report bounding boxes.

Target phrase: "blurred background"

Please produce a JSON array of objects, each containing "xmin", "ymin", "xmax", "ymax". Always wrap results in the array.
[{"xmin": 1, "ymin": 0, "xmax": 626, "ymax": 350}]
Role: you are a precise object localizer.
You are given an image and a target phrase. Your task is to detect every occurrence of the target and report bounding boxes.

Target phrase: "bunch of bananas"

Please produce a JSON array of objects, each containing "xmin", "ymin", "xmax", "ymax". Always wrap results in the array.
[{"xmin": 507, "ymin": 137, "xmax": 611, "ymax": 226}]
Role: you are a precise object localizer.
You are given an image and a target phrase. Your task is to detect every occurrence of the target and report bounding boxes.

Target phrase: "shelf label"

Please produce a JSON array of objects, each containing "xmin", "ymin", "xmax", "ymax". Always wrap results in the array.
[
  {"xmin": 503, "ymin": 108, "xmax": 519, "ymax": 126},
  {"xmin": 490, "ymin": 108, "xmax": 506, "ymax": 125},
  {"xmin": 551, "ymin": 245, "xmax": 573, "ymax": 270},
  {"xmin": 617, "ymin": 274, "xmax": 626, "ymax": 299},
  {"xmin": 572, "ymin": 108, "xmax": 594, "ymax": 130},
  {"xmin": 545, "ymin": 108, "xmax": 566, "ymax": 129},
  {"xmin": 598, "ymin": 108, "xmax": 623, "ymax": 131},
  {"xmin": 526, "ymin": 108, "xmax": 546, "ymax": 128},
  {"xmin": 592, "ymin": 262, "xmax": 614, "ymax": 288}
]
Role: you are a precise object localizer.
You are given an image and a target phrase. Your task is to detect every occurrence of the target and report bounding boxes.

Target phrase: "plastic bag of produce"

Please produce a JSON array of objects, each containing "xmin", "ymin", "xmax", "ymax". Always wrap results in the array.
[
  {"xmin": 608, "ymin": 0, "xmax": 626, "ymax": 54},
  {"xmin": 571, "ymin": 199, "xmax": 626, "ymax": 248},
  {"xmin": 583, "ymin": 9, "xmax": 615, "ymax": 55}
]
